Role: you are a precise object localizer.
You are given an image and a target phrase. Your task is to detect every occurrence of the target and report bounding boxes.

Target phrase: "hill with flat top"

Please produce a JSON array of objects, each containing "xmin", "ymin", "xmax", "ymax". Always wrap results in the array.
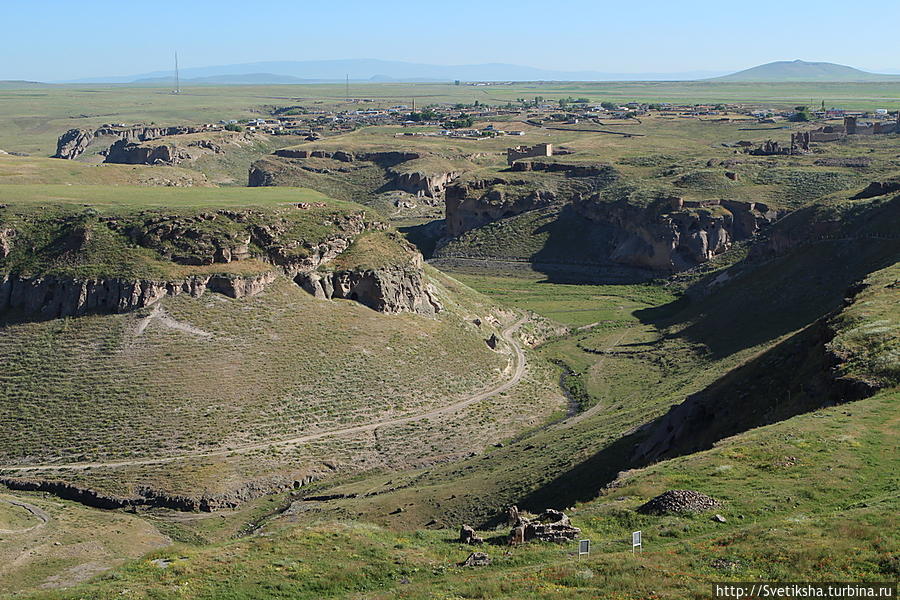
[{"xmin": 713, "ymin": 59, "xmax": 900, "ymax": 82}]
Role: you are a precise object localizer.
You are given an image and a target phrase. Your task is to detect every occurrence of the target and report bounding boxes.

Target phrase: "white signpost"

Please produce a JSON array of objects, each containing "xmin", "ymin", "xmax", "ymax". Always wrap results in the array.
[
  {"xmin": 632, "ymin": 530, "xmax": 642, "ymax": 555},
  {"xmin": 578, "ymin": 539, "xmax": 590, "ymax": 556}
]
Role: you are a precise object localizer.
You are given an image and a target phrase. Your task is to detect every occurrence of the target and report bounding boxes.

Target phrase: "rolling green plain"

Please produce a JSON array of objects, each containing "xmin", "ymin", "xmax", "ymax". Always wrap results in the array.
[
  {"xmin": 0, "ymin": 80, "xmax": 897, "ymax": 598},
  {"xmin": 3, "ymin": 80, "xmax": 900, "ymax": 156}
]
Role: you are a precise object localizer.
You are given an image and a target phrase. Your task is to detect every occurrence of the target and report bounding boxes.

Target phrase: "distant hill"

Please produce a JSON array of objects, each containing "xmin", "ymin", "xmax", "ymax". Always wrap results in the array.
[
  {"xmin": 0, "ymin": 80, "xmax": 52, "ymax": 89},
  {"xmin": 61, "ymin": 59, "xmax": 727, "ymax": 84},
  {"xmin": 712, "ymin": 60, "xmax": 900, "ymax": 82}
]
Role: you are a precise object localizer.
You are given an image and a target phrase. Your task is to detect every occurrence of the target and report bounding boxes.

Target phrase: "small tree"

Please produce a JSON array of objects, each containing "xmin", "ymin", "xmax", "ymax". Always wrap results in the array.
[{"xmin": 601, "ymin": 101, "xmax": 618, "ymax": 110}]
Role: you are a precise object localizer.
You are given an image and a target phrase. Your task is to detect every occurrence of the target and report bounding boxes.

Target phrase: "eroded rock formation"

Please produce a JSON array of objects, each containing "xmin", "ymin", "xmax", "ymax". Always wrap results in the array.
[
  {"xmin": 575, "ymin": 197, "xmax": 779, "ymax": 272},
  {"xmin": 251, "ymin": 149, "xmax": 462, "ymax": 202},
  {"xmin": 296, "ymin": 263, "xmax": 442, "ymax": 315},
  {"xmin": 53, "ymin": 125, "xmax": 206, "ymax": 160},
  {"xmin": 1, "ymin": 207, "xmax": 440, "ymax": 318}
]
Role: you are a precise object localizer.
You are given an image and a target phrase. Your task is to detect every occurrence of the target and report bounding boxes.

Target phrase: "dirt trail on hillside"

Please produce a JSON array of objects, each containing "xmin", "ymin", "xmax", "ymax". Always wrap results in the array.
[
  {"xmin": 0, "ymin": 496, "xmax": 50, "ymax": 533},
  {"xmin": 0, "ymin": 317, "xmax": 527, "ymax": 473}
]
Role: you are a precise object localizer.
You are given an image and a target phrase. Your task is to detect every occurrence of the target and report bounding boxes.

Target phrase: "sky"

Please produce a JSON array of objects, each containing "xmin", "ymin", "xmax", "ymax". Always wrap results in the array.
[{"xmin": 4, "ymin": 0, "xmax": 900, "ymax": 81}]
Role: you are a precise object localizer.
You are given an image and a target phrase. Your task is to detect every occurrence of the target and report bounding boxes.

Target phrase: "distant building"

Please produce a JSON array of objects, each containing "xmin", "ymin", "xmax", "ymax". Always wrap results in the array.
[{"xmin": 507, "ymin": 142, "xmax": 553, "ymax": 165}]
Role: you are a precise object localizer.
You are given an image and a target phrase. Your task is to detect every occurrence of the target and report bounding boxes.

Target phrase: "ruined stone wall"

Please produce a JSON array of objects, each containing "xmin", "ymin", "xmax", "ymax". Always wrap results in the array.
[{"xmin": 507, "ymin": 143, "xmax": 552, "ymax": 165}]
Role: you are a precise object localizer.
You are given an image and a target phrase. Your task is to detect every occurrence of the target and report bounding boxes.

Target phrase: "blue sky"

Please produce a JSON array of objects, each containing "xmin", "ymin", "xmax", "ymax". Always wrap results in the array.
[{"xmin": 5, "ymin": 0, "xmax": 900, "ymax": 80}]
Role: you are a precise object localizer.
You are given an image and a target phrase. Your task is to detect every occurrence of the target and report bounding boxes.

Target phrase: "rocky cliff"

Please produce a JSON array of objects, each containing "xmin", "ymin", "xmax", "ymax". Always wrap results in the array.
[
  {"xmin": 296, "ymin": 248, "xmax": 442, "ymax": 315},
  {"xmin": 0, "ymin": 271, "xmax": 278, "ymax": 320},
  {"xmin": 572, "ymin": 196, "xmax": 779, "ymax": 272},
  {"xmin": 445, "ymin": 178, "xmax": 558, "ymax": 236},
  {"xmin": 53, "ymin": 125, "xmax": 206, "ymax": 160},
  {"xmin": 250, "ymin": 148, "xmax": 463, "ymax": 203},
  {"xmin": 443, "ymin": 163, "xmax": 619, "ymax": 237},
  {"xmin": 1, "ymin": 203, "xmax": 440, "ymax": 319}
]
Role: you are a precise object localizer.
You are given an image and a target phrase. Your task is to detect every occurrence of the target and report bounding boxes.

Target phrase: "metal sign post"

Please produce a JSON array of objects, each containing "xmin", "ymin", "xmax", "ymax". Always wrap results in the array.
[
  {"xmin": 578, "ymin": 539, "xmax": 590, "ymax": 556},
  {"xmin": 632, "ymin": 530, "xmax": 642, "ymax": 555}
]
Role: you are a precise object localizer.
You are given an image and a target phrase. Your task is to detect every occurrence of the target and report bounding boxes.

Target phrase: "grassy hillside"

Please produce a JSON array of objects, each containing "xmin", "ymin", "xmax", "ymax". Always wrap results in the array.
[
  {"xmin": 0, "ymin": 155, "xmax": 211, "ymax": 187},
  {"xmin": 0, "ymin": 186, "xmax": 571, "ymax": 504},
  {"xmin": 11, "ymin": 261, "xmax": 897, "ymax": 598}
]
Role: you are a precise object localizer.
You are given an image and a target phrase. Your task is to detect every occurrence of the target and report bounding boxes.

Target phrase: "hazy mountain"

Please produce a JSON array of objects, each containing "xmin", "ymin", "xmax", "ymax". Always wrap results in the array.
[
  {"xmin": 711, "ymin": 60, "xmax": 900, "ymax": 82},
  {"xmin": 61, "ymin": 59, "xmax": 728, "ymax": 84}
]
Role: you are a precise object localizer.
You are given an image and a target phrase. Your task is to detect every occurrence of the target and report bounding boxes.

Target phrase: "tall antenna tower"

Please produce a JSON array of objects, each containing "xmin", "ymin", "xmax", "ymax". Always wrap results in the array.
[
  {"xmin": 345, "ymin": 73, "xmax": 349, "ymax": 101},
  {"xmin": 173, "ymin": 51, "xmax": 180, "ymax": 95}
]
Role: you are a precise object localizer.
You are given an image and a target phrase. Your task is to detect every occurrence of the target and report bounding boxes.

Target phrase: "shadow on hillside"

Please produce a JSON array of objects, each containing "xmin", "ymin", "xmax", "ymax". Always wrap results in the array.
[
  {"xmin": 399, "ymin": 219, "xmax": 446, "ymax": 259},
  {"xmin": 635, "ymin": 236, "xmax": 900, "ymax": 360},
  {"xmin": 527, "ymin": 204, "xmax": 658, "ymax": 285},
  {"xmin": 502, "ymin": 320, "xmax": 872, "ymax": 521}
]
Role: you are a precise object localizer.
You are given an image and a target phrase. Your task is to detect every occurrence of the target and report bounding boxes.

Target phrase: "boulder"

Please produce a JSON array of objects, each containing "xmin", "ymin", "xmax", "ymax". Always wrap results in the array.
[{"xmin": 460, "ymin": 552, "xmax": 491, "ymax": 567}]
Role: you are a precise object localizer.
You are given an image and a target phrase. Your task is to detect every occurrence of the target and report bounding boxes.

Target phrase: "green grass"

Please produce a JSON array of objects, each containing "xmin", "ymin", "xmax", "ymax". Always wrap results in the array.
[
  {"xmin": 0, "ymin": 183, "xmax": 344, "ymax": 211},
  {"xmin": 0, "ymin": 186, "xmax": 372, "ymax": 280},
  {"xmin": 3, "ymin": 81, "xmax": 900, "ymax": 156},
  {"xmin": 15, "ymin": 386, "xmax": 896, "ymax": 599},
  {"xmin": 445, "ymin": 271, "xmax": 674, "ymax": 329}
]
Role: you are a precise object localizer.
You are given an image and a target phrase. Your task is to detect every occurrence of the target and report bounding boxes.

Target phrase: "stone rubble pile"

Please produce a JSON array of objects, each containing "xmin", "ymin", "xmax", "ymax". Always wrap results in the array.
[{"xmin": 637, "ymin": 489, "xmax": 721, "ymax": 515}]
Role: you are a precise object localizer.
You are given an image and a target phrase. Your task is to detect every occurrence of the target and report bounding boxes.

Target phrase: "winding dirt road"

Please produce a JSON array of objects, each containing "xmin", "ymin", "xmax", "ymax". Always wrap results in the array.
[
  {"xmin": 0, "ymin": 496, "xmax": 50, "ymax": 533},
  {"xmin": 0, "ymin": 316, "xmax": 527, "ymax": 473}
]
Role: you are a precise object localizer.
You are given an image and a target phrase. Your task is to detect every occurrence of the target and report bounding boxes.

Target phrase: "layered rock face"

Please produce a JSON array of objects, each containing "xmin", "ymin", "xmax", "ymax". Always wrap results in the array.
[
  {"xmin": 296, "ymin": 260, "xmax": 442, "ymax": 315},
  {"xmin": 1, "ymin": 207, "xmax": 439, "ymax": 319},
  {"xmin": 575, "ymin": 197, "xmax": 779, "ymax": 272},
  {"xmin": 443, "ymin": 164, "xmax": 618, "ymax": 237},
  {"xmin": 392, "ymin": 169, "xmax": 461, "ymax": 200},
  {"xmin": 251, "ymin": 149, "xmax": 462, "ymax": 202},
  {"xmin": 104, "ymin": 139, "xmax": 189, "ymax": 165},
  {"xmin": 445, "ymin": 178, "xmax": 558, "ymax": 236},
  {"xmin": 0, "ymin": 272, "xmax": 276, "ymax": 320},
  {"xmin": 53, "ymin": 125, "xmax": 205, "ymax": 160}
]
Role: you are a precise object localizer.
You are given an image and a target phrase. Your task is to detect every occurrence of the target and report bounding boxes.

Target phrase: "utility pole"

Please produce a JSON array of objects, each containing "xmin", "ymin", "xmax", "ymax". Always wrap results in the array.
[{"xmin": 173, "ymin": 51, "xmax": 180, "ymax": 95}]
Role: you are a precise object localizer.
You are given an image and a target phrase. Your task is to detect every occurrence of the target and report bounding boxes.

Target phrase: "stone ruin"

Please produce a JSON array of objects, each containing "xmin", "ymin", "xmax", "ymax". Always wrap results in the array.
[
  {"xmin": 459, "ymin": 524, "xmax": 484, "ymax": 545},
  {"xmin": 506, "ymin": 505, "xmax": 581, "ymax": 544},
  {"xmin": 507, "ymin": 142, "xmax": 553, "ymax": 165}
]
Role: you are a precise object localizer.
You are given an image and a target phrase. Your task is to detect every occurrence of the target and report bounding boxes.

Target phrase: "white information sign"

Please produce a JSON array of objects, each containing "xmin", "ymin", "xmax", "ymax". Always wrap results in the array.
[
  {"xmin": 578, "ymin": 539, "xmax": 590, "ymax": 556},
  {"xmin": 632, "ymin": 530, "xmax": 642, "ymax": 554}
]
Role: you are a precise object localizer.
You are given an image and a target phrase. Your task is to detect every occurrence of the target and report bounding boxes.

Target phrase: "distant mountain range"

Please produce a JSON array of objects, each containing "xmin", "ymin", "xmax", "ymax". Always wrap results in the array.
[
  {"xmin": 28, "ymin": 59, "xmax": 900, "ymax": 85},
  {"xmin": 61, "ymin": 59, "xmax": 727, "ymax": 84},
  {"xmin": 710, "ymin": 60, "xmax": 900, "ymax": 82}
]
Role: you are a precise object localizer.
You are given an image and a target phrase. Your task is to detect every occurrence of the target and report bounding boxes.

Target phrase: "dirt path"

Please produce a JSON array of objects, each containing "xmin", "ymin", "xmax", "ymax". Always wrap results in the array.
[
  {"xmin": 0, "ymin": 316, "xmax": 527, "ymax": 473},
  {"xmin": 0, "ymin": 496, "xmax": 50, "ymax": 533}
]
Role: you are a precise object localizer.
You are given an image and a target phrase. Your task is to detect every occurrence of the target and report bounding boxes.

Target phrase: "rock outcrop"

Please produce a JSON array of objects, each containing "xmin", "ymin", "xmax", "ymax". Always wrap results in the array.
[
  {"xmin": 0, "ymin": 271, "xmax": 277, "ymax": 320},
  {"xmin": 0, "ymin": 227, "xmax": 13, "ymax": 258},
  {"xmin": 443, "ymin": 164, "xmax": 618, "ymax": 237},
  {"xmin": 296, "ymin": 263, "xmax": 442, "ymax": 315},
  {"xmin": 460, "ymin": 552, "xmax": 491, "ymax": 567},
  {"xmin": 104, "ymin": 139, "xmax": 190, "ymax": 166},
  {"xmin": 53, "ymin": 125, "xmax": 206, "ymax": 160},
  {"xmin": 445, "ymin": 178, "xmax": 558, "ymax": 237},
  {"xmin": 1, "ymin": 206, "xmax": 438, "ymax": 318},
  {"xmin": 0, "ymin": 472, "xmax": 319, "ymax": 512},
  {"xmin": 392, "ymin": 169, "xmax": 461, "ymax": 200},
  {"xmin": 459, "ymin": 524, "xmax": 484, "ymax": 545},
  {"xmin": 252, "ymin": 148, "xmax": 461, "ymax": 201},
  {"xmin": 575, "ymin": 197, "xmax": 779, "ymax": 272}
]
